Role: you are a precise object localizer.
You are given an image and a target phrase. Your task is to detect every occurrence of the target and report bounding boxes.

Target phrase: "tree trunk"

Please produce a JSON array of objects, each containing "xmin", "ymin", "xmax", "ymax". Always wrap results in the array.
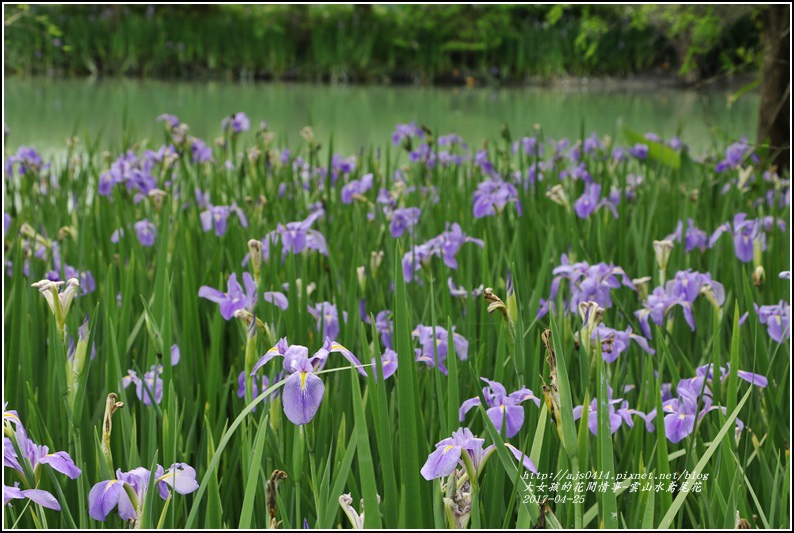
[{"xmin": 757, "ymin": 4, "xmax": 790, "ymax": 172}]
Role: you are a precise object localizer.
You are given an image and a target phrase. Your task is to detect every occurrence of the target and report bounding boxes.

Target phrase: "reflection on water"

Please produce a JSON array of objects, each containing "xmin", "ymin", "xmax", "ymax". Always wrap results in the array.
[{"xmin": 5, "ymin": 77, "xmax": 759, "ymax": 157}]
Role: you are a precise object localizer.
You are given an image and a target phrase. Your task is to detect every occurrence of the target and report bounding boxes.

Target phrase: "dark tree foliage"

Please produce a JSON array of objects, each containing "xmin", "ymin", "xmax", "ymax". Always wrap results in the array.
[{"xmin": 756, "ymin": 4, "xmax": 790, "ymax": 172}]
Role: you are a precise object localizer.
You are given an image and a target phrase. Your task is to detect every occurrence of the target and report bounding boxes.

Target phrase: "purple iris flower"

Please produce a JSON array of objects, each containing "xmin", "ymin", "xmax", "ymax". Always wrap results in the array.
[
  {"xmin": 375, "ymin": 311, "xmax": 395, "ymax": 350},
  {"xmin": 635, "ymin": 270, "xmax": 724, "ymax": 338},
  {"xmin": 472, "ymin": 178, "xmax": 522, "ymax": 218},
  {"xmin": 559, "ymin": 162, "xmax": 592, "ymax": 183},
  {"xmin": 402, "ymin": 223, "xmax": 484, "ymax": 283},
  {"xmin": 412, "ymin": 324, "xmax": 468, "ymax": 375},
  {"xmin": 3, "ymin": 404, "xmax": 26, "ymax": 438},
  {"xmin": 250, "ymin": 338, "xmax": 361, "ymax": 425},
  {"xmin": 448, "ymin": 277, "xmax": 485, "ymax": 300},
  {"xmin": 459, "ymin": 378, "xmax": 541, "ymax": 438},
  {"xmin": 156, "ymin": 114, "xmax": 180, "ymax": 128},
  {"xmin": 573, "ymin": 386, "xmax": 645, "ymax": 436},
  {"xmin": 644, "ymin": 384, "xmax": 742, "ymax": 444},
  {"xmin": 4, "ymin": 432, "xmax": 82, "ymax": 481},
  {"xmin": 191, "ymin": 138, "xmax": 214, "ymax": 164},
  {"xmin": 4, "ymin": 213, "xmax": 11, "ymax": 237},
  {"xmin": 665, "ymin": 219, "xmax": 709, "ymax": 252},
  {"xmin": 3, "ymin": 403, "xmax": 82, "ymax": 511},
  {"xmin": 523, "ymin": 161, "xmax": 547, "ymax": 190},
  {"xmin": 754, "ymin": 301, "xmax": 790, "ymax": 343},
  {"xmin": 200, "ymin": 202, "xmax": 248, "ymax": 237},
  {"xmin": 629, "ymin": 143, "xmax": 649, "ymax": 159},
  {"xmin": 420, "ymin": 428, "xmax": 487, "ymax": 480},
  {"xmin": 248, "ymin": 211, "xmax": 328, "ymax": 264},
  {"xmin": 222, "ymin": 112, "xmax": 250, "ymax": 134},
  {"xmin": 612, "ymin": 146, "xmax": 628, "ymax": 163},
  {"xmin": 437, "ymin": 149, "xmax": 467, "ymax": 167},
  {"xmin": 420, "ymin": 427, "xmax": 537, "ymax": 481},
  {"xmin": 134, "ymin": 219, "xmax": 156, "ymax": 247},
  {"xmin": 278, "ymin": 211, "xmax": 328, "ymax": 255},
  {"xmin": 263, "ymin": 291, "xmax": 289, "ymax": 310},
  {"xmin": 473, "ymin": 150, "xmax": 495, "ymax": 175},
  {"xmin": 409, "ymin": 143, "xmax": 436, "ymax": 167},
  {"xmin": 709, "ymin": 213, "xmax": 785, "ymax": 263},
  {"xmin": 583, "ymin": 132, "xmax": 603, "ymax": 154},
  {"xmin": 372, "ymin": 348, "xmax": 398, "ymax": 380},
  {"xmin": 645, "ymin": 365, "xmax": 762, "ymax": 443},
  {"xmin": 4, "ymin": 483, "xmax": 61, "ymax": 511},
  {"xmin": 331, "ymin": 154, "xmax": 357, "ymax": 185},
  {"xmin": 573, "ymin": 183, "xmax": 605, "ymax": 219},
  {"xmin": 198, "ymin": 272, "xmax": 258, "ymax": 320},
  {"xmin": 41, "ymin": 244, "xmax": 96, "ymax": 297},
  {"xmin": 591, "ymin": 323, "xmax": 655, "ymax": 362},
  {"xmin": 88, "ymin": 463, "xmax": 198, "ymax": 523},
  {"xmin": 571, "ymin": 181, "xmax": 620, "ymax": 219},
  {"xmin": 438, "ymin": 133, "xmax": 464, "ymax": 147},
  {"xmin": 66, "ymin": 315, "xmax": 96, "ymax": 364},
  {"xmin": 512, "ymin": 136, "xmax": 543, "ymax": 158},
  {"xmin": 539, "ymin": 254, "xmax": 635, "ymax": 318},
  {"xmin": 656, "ymin": 393, "xmax": 702, "ymax": 443},
  {"xmin": 97, "ymin": 148, "xmax": 169, "ymax": 198},
  {"xmin": 5, "ymin": 146, "xmax": 45, "ymax": 178},
  {"xmin": 361, "ymin": 307, "xmax": 394, "ymax": 350},
  {"xmin": 236, "ymin": 371, "xmax": 285, "ymax": 411},
  {"xmin": 341, "ymin": 173, "xmax": 374, "ymax": 204},
  {"xmin": 307, "ymin": 301, "xmax": 347, "ymax": 342},
  {"xmin": 715, "ymin": 136, "xmax": 757, "ymax": 172},
  {"xmin": 4, "ymin": 417, "xmax": 81, "ymax": 512},
  {"xmin": 389, "ymin": 207, "xmax": 421, "ymax": 238},
  {"xmin": 123, "ymin": 345, "xmax": 179, "ymax": 406},
  {"xmin": 694, "ymin": 363, "xmax": 768, "ymax": 389},
  {"xmin": 624, "ymin": 173, "xmax": 645, "ymax": 201},
  {"xmin": 392, "ymin": 122, "xmax": 424, "ymax": 146}
]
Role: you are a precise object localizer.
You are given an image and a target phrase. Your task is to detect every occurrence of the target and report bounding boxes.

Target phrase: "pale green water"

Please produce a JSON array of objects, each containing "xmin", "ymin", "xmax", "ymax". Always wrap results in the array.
[{"xmin": 5, "ymin": 77, "xmax": 759, "ymax": 157}]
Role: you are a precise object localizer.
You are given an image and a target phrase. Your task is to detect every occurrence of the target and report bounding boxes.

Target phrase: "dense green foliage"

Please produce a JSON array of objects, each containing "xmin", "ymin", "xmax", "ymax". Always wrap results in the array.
[
  {"xmin": 3, "ymin": 113, "xmax": 789, "ymax": 528},
  {"xmin": 4, "ymin": 4, "xmax": 761, "ymax": 83}
]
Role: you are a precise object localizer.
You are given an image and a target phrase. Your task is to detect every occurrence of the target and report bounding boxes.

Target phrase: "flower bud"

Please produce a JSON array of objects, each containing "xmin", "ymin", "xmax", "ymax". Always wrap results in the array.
[
  {"xmin": 546, "ymin": 184, "xmax": 570, "ymax": 209},
  {"xmin": 369, "ymin": 250, "xmax": 384, "ymax": 277},
  {"xmin": 147, "ymin": 189, "xmax": 168, "ymax": 210},
  {"xmin": 753, "ymin": 265, "xmax": 766, "ymax": 287},
  {"xmin": 578, "ymin": 301, "xmax": 605, "ymax": 354},
  {"xmin": 300, "ymin": 126, "xmax": 315, "ymax": 145},
  {"xmin": 248, "ymin": 239, "xmax": 263, "ymax": 282},
  {"xmin": 357, "ymin": 266, "xmax": 366, "ymax": 293},
  {"xmin": 699, "ymin": 283, "xmax": 724, "ymax": 322},
  {"xmin": 101, "ymin": 392, "xmax": 125, "ymax": 470},
  {"xmin": 653, "ymin": 240, "xmax": 674, "ymax": 273},
  {"xmin": 632, "ymin": 276, "xmax": 652, "ymax": 301}
]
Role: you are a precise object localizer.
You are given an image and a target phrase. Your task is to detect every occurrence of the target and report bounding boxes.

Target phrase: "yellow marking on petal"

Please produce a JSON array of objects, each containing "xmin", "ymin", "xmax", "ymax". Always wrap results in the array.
[
  {"xmin": 4, "ymin": 413, "xmax": 20, "ymax": 422},
  {"xmin": 663, "ymin": 405, "xmax": 673, "ymax": 412},
  {"xmin": 679, "ymin": 414, "xmax": 687, "ymax": 420},
  {"xmin": 500, "ymin": 405, "xmax": 506, "ymax": 411},
  {"xmin": 443, "ymin": 445, "xmax": 454, "ymax": 454},
  {"xmin": 300, "ymin": 372, "xmax": 308, "ymax": 391},
  {"xmin": 331, "ymin": 343, "xmax": 345, "ymax": 351}
]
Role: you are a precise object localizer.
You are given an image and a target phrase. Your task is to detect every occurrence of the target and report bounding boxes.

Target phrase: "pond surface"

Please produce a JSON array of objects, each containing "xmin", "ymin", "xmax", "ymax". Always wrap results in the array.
[{"xmin": 5, "ymin": 77, "xmax": 759, "ymax": 157}]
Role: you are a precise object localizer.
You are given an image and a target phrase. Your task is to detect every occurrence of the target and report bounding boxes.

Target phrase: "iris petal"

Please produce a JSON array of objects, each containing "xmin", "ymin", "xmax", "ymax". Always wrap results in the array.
[
  {"xmin": 420, "ymin": 444, "xmax": 462, "ymax": 480},
  {"xmin": 282, "ymin": 371, "xmax": 325, "ymax": 425},
  {"xmin": 88, "ymin": 480, "xmax": 123, "ymax": 521}
]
